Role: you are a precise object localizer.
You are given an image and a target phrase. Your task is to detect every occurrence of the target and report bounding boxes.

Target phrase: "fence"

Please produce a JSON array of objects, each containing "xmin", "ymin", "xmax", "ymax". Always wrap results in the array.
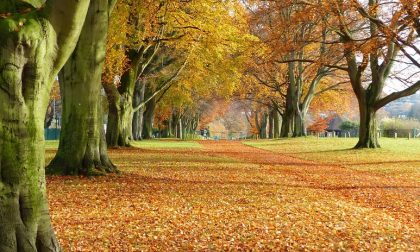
[
  {"xmin": 382, "ymin": 129, "xmax": 419, "ymax": 138},
  {"xmin": 207, "ymin": 131, "xmax": 249, "ymax": 140},
  {"xmin": 45, "ymin": 128, "xmax": 60, "ymax": 140}
]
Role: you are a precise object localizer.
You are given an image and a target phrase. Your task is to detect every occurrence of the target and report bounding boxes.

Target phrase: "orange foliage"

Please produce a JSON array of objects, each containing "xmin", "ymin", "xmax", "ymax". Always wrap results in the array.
[{"xmin": 307, "ymin": 116, "xmax": 330, "ymax": 133}]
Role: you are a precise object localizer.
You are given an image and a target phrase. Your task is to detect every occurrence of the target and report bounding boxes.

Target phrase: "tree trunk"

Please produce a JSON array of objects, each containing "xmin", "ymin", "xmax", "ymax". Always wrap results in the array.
[
  {"xmin": 106, "ymin": 92, "xmax": 133, "ymax": 147},
  {"xmin": 273, "ymin": 110, "xmax": 280, "ymax": 138},
  {"xmin": 178, "ymin": 119, "xmax": 183, "ymax": 139},
  {"xmin": 48, "ymin": 0, "xmax": 116, "ymax": 175},
  {"xmin": 132, "ymin": 81, "xmax": 146, "ymax": 140},
  {"xmin": 259, "ymin": 113, "xmax": 268, "ymax": 139},
  {"xmin": 281, "ymin": 113, "xmax": 292, "ymax": 138},
  {"xmin": 355, "ymin": 101, "xmax": 380, "ymax": 148},
  {"xmin": 182, "ymin": 119, "xmax": 188, "ymax": 140},
  {"xmin": 293, "ymin": 109, "xmax": 306, "ymax": 137},
  {"xmin": 0, "ymin": 111, "xmax": 61, "ymax": 251},
  {"xmin": 281, "ymin": 79, "xmax": 295, "ymax": 138},
  {"xmin": 168, "ymin": 115, "xmax": 174, "ymax": 137},
  {"xmin": 0, "ymin": 0, "xmax": 90, "ymax": 249},
  {"xmin": 268, "ymin": 112, "xmax": 274, "ymax": 139},
  {"xmin": 142, "ymin": 98, "xmax": 156, "ymax": 139},
  {"xmin": 104, "ymin": 49, "xmax": 144, "ymax": 147}
]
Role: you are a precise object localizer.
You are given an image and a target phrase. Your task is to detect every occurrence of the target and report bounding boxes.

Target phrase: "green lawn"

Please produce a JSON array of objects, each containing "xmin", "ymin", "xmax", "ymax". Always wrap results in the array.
[
  {"xmin": 131, "ymin": 139, "xmax": 202, "ymax": 149},
  {"xmin": 45, "ymin": 139, "xmax": 202, "ymax": 150},
  {"xmin": 245, "ymin": 137, "xmax": 420, "ymax": 180},
  {"xmin": 45, "ymin": 140, "xmax": 59, "ymax": 150}
]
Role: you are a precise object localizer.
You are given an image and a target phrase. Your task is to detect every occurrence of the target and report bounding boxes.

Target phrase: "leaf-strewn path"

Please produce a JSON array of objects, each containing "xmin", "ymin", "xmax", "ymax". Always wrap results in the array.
[
  {"xmin": 47, "ymin": 140, "xmax": 419, "ymax": 251},
  {"xmin": 200, "ymin": 141, "xmax": 419, "ymax": 229}
]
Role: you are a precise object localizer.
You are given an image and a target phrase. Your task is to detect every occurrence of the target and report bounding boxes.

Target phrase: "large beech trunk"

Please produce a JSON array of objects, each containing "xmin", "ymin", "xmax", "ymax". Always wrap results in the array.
[
  {"xmin": 48, "ymin": 0, "xmax": 116, "ymax": 175},
  {"xmin": 355, "ymin": 101, "xmax": 380, "ymax": 148},
  {"xmin": 0, "ymin": 113, "xmax": 60, "ymax": 251},
  {"xmin": 0, "ymin": 1, "xmax": 90, "ymax": 250}
]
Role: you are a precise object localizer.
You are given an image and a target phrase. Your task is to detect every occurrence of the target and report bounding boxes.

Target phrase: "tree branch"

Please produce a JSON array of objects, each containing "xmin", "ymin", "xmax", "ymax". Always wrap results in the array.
[{"xmin": 374, "ymin": 80, "xmax": 420, "ymax": 110}]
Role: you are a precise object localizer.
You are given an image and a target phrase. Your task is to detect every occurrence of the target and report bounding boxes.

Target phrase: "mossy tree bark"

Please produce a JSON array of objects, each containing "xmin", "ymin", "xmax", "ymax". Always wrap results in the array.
[
  {"xmin": 47, "ymin": 0, "xmax": 117, "ymax": 175},
  {"xmin": 105, "ymin": 84, "xmax": 134, "ymax": 147},
  {"xmin": 0, "ymin": 0, "xmax": 90, "ymax": 251},
  {"xmin": 104, "ymin": 46, "xmax": 156, "ymax": 147},
  {"xmin": 104, "ymin": 78, "xmax": 135, "ymax": 147}
]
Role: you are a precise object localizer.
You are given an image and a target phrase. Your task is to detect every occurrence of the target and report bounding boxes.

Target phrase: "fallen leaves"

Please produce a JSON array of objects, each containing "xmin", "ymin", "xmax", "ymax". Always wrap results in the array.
[{"xmin": 46, "ymin": 140, "xmax": 419, "ymax": 251}]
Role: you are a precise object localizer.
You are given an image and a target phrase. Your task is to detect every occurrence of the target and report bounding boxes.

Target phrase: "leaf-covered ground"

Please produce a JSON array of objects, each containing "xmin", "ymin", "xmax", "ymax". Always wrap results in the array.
[{"xmin": 46, "ymin": 138, "xmax": 419, "ymax": 251}]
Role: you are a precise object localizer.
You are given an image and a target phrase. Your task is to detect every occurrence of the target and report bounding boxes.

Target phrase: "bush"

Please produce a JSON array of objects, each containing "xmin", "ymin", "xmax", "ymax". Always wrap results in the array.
[
  {"xmin": 340, "ymin": 120, "xmax": 359, "ymax": 131},
  {"xmin": 381, "ymin": 118, "xmax": 420, "ymax": 130}
]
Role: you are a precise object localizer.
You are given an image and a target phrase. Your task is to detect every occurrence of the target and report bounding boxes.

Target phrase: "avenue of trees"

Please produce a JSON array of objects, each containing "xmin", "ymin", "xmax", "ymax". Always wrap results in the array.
[{"xmin": 0, "ymin": 0, "xmax": 418, "ymax": 250}]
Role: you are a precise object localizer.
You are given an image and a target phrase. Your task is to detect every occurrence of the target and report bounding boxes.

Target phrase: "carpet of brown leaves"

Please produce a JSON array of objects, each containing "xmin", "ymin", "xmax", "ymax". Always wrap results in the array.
[{"xmin": 47, "ymin": 141, "xmax": 419, "ymax": 251}]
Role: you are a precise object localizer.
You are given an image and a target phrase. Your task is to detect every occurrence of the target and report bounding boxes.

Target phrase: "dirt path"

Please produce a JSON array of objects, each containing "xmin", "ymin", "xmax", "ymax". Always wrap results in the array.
[{"xmin": 199, "ymin": 141, "xmax": 419, "ymax": 229}]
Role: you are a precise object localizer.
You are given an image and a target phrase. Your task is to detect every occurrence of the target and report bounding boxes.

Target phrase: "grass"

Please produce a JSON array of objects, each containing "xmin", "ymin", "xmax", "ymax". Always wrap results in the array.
[
  {"xmin": 245, "ymin": 137, "xmax": 420, "ymax": 180},
  {"xmin": 45, "ymin": 140, "xmax": 59, "ymax": 150},
  {"xmin": 45, "ymin": 138, "xmax": 419, "ymax": 251},
  {"xmin": 131, "ymin": 139, "xmax": 202, "ymax": 149}
]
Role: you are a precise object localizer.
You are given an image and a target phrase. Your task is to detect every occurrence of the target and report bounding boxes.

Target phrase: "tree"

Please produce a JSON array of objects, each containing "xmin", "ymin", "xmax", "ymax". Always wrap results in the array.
[
  {"xmin": 0, "ymin": 0, "xmax": 90, "ymax": 250},
  {"xmin": 103, "ymin": 0, "xmax": 166, "ymax": 147},
  {"xmin": 242, "ymin": 1, "xmax": 349, "ymax": 139},
  {"xmin": 104, "ymin": 0, "xmax": 253, "ymax": 144},
  {"xmin": 307, "ymin": 116, "xmax": 330, "ymax": 134},
  {"xmin": 47, "ymin": 0, "xmax": 118, "ymax": 175},
  {"xmin": 327, "ymin": 0, "xmax": 420, "ymax": 148}
]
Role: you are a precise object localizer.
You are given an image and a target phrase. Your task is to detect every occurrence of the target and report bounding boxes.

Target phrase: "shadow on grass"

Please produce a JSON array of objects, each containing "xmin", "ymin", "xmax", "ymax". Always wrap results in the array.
[{"xmin": 116, "ymin": 173, "xmax": 419, "ymax": 192}]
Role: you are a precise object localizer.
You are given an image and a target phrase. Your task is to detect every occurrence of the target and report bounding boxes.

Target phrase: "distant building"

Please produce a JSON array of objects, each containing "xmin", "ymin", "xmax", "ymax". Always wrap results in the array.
[{"xmin": 325, "ymin": 115, "xmax": 343, "ymax": 137}]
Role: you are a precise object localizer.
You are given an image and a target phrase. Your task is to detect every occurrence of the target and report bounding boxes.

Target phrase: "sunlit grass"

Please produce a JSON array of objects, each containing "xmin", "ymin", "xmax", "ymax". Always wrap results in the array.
[
  {"xmin": 45, "ymin": 140, "xmax": 59, "ymax": 150},
  {"xmin": 131, "ymin": 139, "xmax": 202, "ymax": 149},
  {"xmin": 245, "ymin": 137, "xmax": 420, "ymax": 180}
]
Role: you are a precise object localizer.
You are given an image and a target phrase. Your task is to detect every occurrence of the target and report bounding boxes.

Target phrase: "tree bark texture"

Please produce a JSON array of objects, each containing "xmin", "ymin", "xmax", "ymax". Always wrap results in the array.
[
  {"xmin": 132, "ymin": 81, "xmax": 146, "ymax": 140},
  {"xmin": 355, "ymin": 97, "xmax": 380, "ymax": 148},
  {"xmin": 48, "ymin": 0, "xmax": 116, "ymax": 175},
  {"xmin": 0, "ymin": 1, "xmax": 90, "ymax": 250},
  {"xmin": 142, "ymin": 97, "xmax": 156, "ymax": 139},
  {"xmin": 105, "ymin": 49, "xmax": 143, "ymax": 147}
]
